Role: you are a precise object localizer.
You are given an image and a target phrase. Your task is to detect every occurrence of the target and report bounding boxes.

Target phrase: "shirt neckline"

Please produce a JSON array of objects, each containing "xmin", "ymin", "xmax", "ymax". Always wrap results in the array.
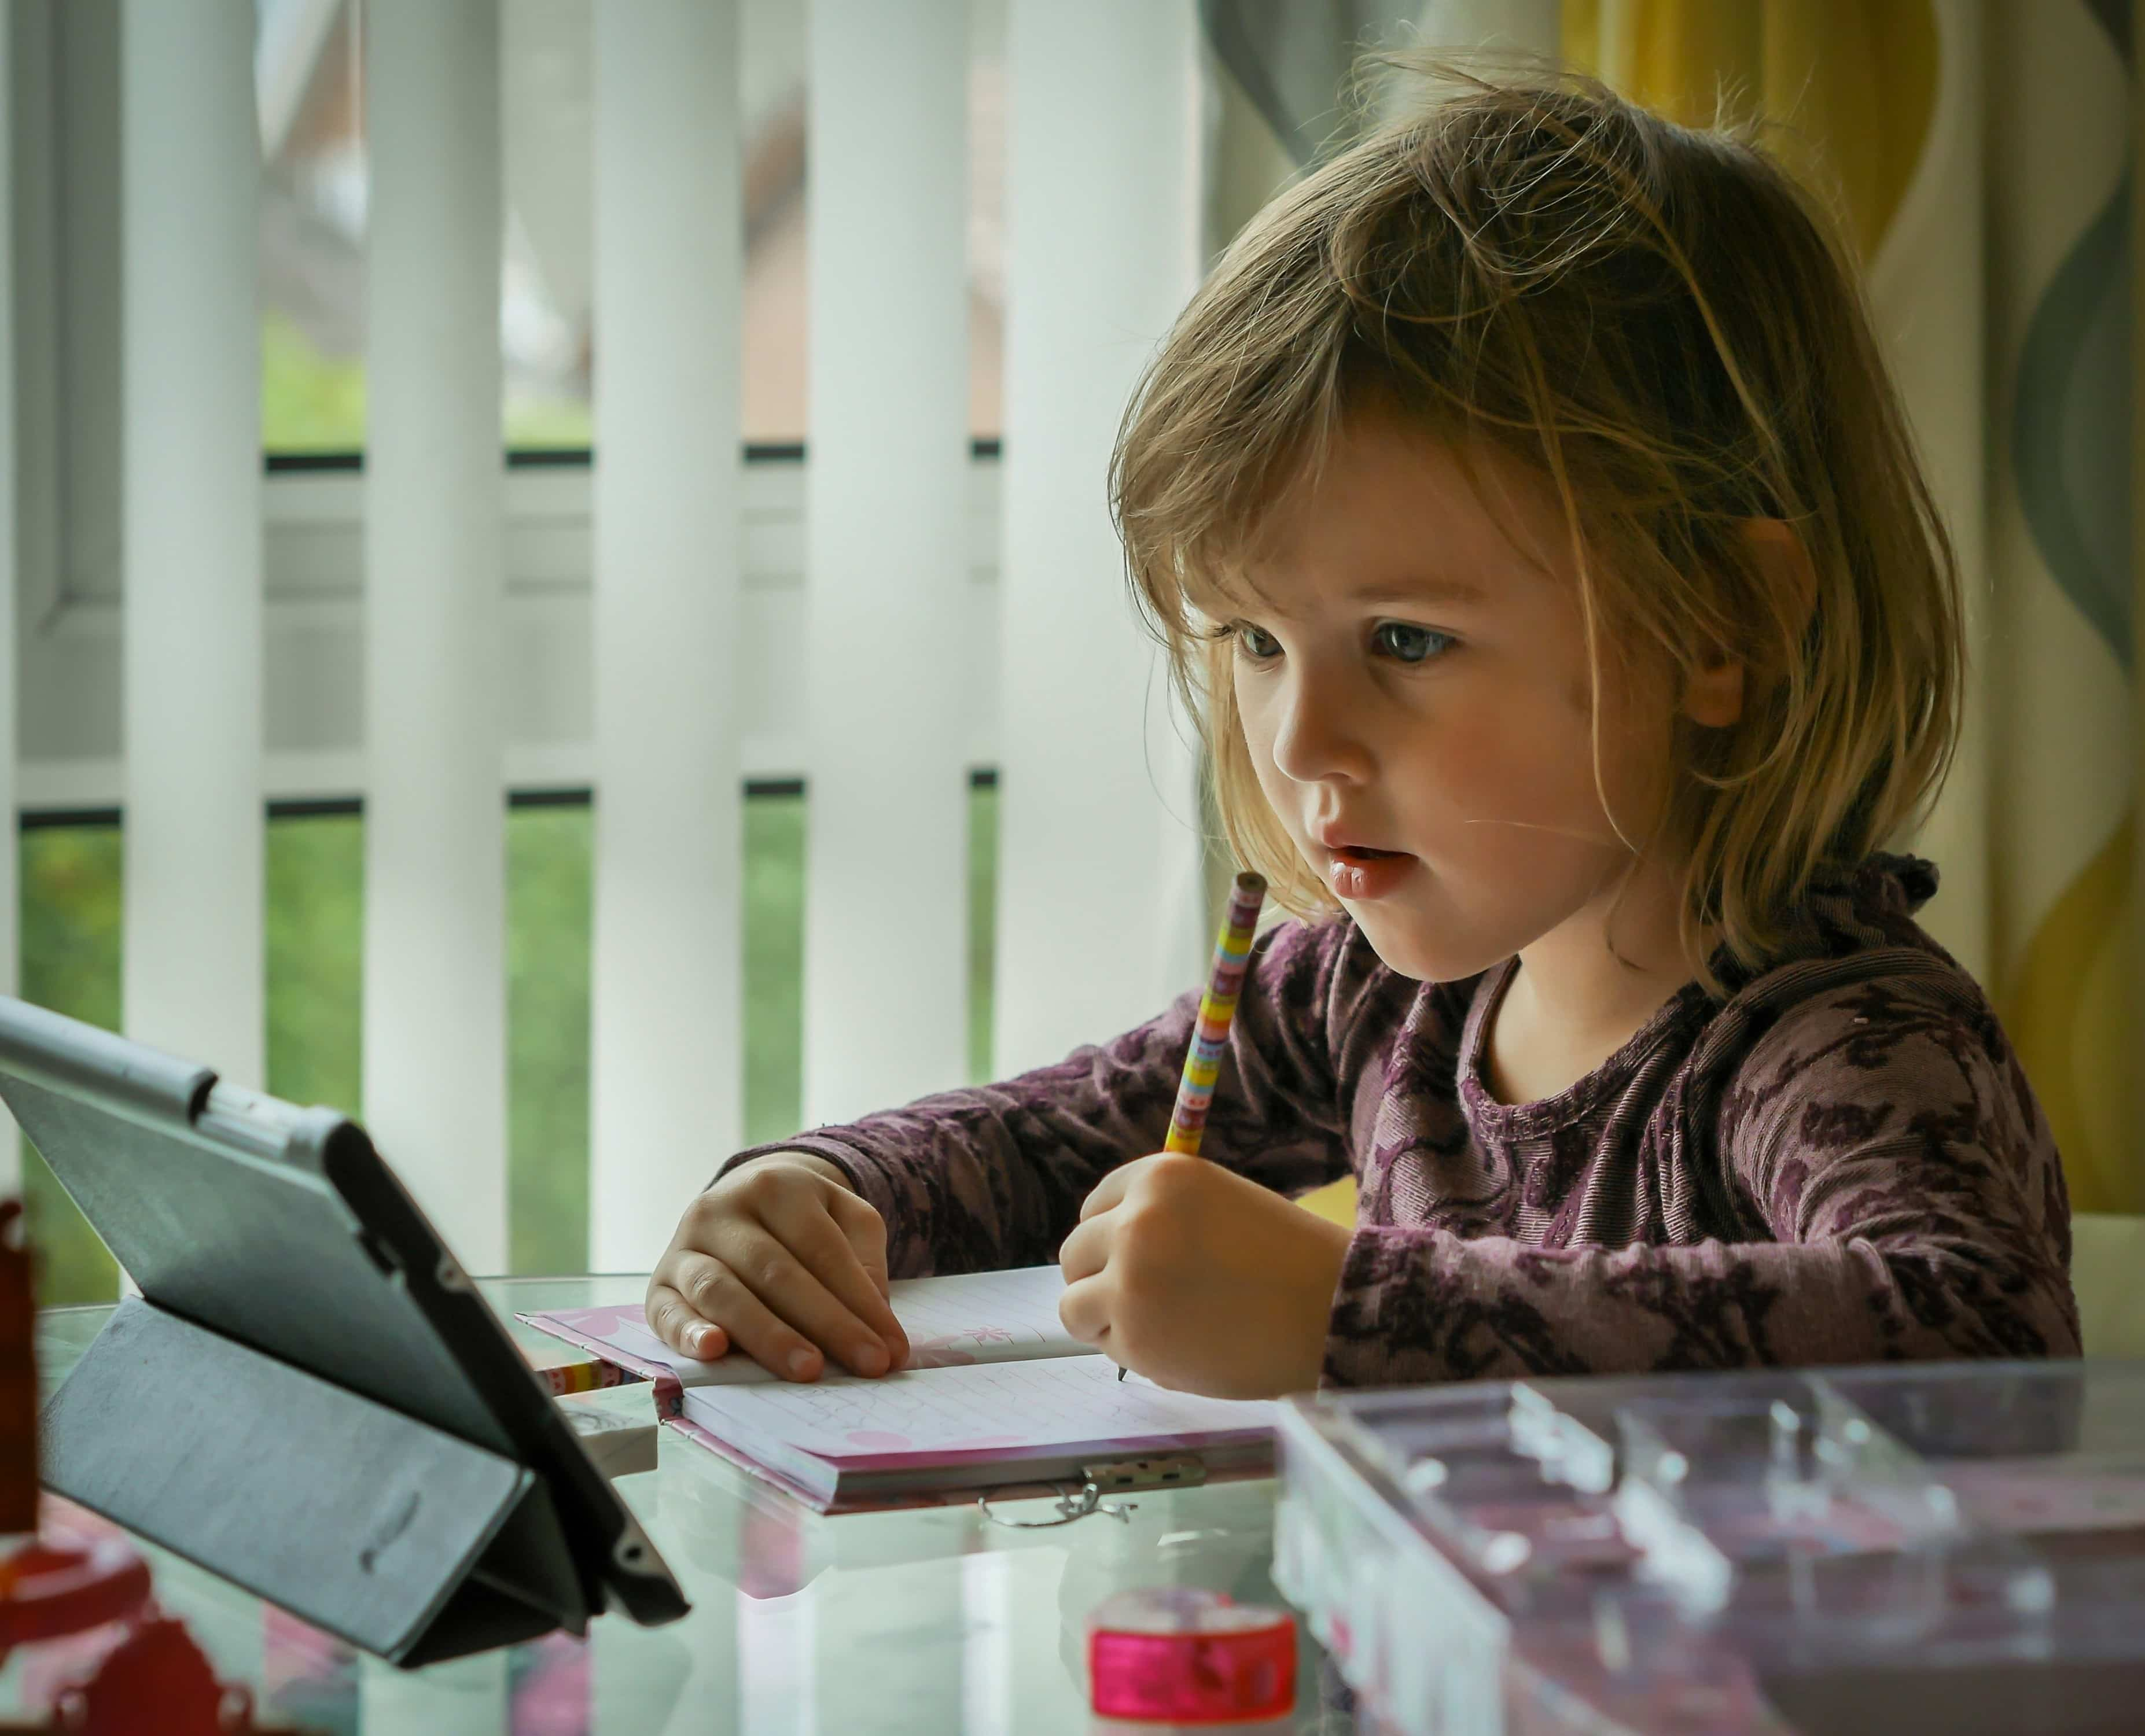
[{"xmin": 1456, "ymin": 955, "xmax": 1713, "ymax": 1139}]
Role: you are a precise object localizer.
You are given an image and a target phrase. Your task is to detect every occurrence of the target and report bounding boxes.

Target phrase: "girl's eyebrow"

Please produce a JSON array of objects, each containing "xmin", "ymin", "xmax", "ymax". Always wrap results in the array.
[
  {"xmin": 1219, "ymin": 569, "xmax": 1489, "ymax": 619},
  {"xmin": 1344, "ymin": 576, "xmax": 1488, "ymax": 606}
]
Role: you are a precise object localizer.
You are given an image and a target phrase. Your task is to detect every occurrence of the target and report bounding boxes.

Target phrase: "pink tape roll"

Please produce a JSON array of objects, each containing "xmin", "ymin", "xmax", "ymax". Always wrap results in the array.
[{"xmin": 1087, "ymin": 1586, "xmax": 1296, "ymax": 1724}]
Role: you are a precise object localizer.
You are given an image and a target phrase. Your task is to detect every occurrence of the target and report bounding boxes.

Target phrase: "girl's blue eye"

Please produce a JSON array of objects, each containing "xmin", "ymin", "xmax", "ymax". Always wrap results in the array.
[
  {"xmin": 1374, "ymin": 622, "xmax": 1452, "ymax": 664},
  {"xmin": 1234, "ymin": 623, "xmax": 1283, "ymax": 661}
]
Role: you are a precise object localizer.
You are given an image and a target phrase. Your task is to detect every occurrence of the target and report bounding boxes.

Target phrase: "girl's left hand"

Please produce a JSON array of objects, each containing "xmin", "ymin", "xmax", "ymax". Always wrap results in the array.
[{"xmin": 1057, "ymin": 1152, "xmax": 1352, "ymax": 1398}]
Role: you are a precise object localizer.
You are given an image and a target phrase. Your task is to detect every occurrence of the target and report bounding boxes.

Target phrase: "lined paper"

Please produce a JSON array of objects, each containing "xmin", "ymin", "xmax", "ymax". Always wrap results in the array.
[
  {"xmin": 685, "ymin": 1354, "xmax": 1275, "ymax": 1465},
  {"xmin": 554, "ymin": 1265, "xmax": 1091, "ymax": 1388}
]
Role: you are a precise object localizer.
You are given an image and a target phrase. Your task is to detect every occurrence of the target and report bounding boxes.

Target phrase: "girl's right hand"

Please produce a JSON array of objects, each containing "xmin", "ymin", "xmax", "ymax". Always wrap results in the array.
[{"xmin": 644, "ymin": 1153, "xmax": 910, "ymax": 1381}]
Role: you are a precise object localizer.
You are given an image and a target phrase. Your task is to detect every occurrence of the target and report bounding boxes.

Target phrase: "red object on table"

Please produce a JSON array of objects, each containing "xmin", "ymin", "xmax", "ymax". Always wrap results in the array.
[
  {"xmin": 0, "ymin": 1518, "xmax": 308, "ymax": 1734},
  {"xmin": 0, "ymin": 1535, "xmax": 153, "ymax": 1650},
  {"xmin": 0, "ymin": 1201, "xmax": 38, "ymax": 1534},
  {"xmin": 47, "ymin": 1610, "xmax": 284, "ymax": 1735},
  {"xmin": 0, "ymin": 1203, "xmax": 301, "ymax": 1734},
  {"xmin": 1087, "ymin": 1587, "xmax": 1297, "ymax": 1724}
]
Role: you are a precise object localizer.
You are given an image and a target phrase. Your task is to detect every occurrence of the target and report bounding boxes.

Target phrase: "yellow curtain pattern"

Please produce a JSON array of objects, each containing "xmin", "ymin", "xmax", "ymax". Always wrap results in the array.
[
  {"xmin": 1557, "ymin": 0, "xmax": 1935, "ymax": 265},
  {"xmin": 1980, "ymin": 1, "xmax": 2135, "ymax": 1211}
]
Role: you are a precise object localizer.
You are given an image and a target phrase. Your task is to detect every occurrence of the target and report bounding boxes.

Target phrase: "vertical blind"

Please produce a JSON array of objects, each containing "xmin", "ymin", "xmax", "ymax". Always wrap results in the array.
[
  {"xmin": 802, "ymin": 0, "xmax": 972, "ymax": 1129},
  {"xmin": 995, "ymin": 0, "xmax": 1209, "ymax": 1076},
  {"xmin": 55, "ymin": 0, "xmax": 1211, "ymax": 1273},
  {"xmin": 588, "ymin": 0, "xmax": 748, "ymax": 1271},
  {"xmin": 119, "ymin": 0, "xmax": 266, "ymax": 1097},
  {"xmin": 363, "ymin": 0, "xmax": 510, "ymax": 1274}
]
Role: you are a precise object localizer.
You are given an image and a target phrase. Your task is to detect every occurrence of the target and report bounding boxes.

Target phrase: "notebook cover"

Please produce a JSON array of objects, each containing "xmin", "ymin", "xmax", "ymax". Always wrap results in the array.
[
  {"xmin": 517, "ymin": 1308, "xmax": 669, "ymax": 1387},
  {"xmin": 518, "ymin": 1304, "xmax": 1275, "ymax": 1516}
]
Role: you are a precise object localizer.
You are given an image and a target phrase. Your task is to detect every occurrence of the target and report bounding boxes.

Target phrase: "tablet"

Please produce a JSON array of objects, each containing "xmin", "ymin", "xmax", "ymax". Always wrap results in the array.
[{"xmin": 0, "ymin": 993, "xmax": 690, "ymax": 1662}]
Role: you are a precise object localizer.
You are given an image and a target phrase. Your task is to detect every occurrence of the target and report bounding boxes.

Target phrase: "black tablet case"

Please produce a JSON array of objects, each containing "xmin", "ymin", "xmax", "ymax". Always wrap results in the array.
[{"xmin": 0, "ymin": 995, "xmax": 690, "ymax": 1664}]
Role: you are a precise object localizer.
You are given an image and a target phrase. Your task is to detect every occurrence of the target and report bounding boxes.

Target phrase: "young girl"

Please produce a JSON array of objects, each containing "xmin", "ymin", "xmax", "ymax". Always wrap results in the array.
[{"xmin": 645, "ymin": 65, "xmax": 2078, "ymax": 1399}]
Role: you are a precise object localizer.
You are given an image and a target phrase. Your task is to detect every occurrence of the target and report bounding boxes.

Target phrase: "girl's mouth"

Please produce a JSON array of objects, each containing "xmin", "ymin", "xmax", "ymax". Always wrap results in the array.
[{"xmin": 1327, "ymin": 845, "xmax": 1416, "ymax": 901}]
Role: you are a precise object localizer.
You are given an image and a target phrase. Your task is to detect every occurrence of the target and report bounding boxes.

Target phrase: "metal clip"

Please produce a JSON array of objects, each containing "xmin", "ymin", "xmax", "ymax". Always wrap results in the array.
[
  {"xmin": 977, "ymin": 1479, "xmax": 1134, "ymax": 1530},
  {"xmin": 975, "ymin": 1454, "xmax": 1208, "ymax": 1531}
]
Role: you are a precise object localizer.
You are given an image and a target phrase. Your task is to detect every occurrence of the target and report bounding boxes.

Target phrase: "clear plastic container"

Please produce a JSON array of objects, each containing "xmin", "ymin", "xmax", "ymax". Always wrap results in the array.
[{"xmin": 1275, "ymin": 1361, "xmax": 2145, "ymax": 1735}]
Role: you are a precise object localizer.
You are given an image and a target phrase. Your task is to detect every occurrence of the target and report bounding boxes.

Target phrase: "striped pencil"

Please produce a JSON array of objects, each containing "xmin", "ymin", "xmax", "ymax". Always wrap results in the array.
[
  {"xmin": 1164, "ymin": 871, "xmax": 1268, "ymax": 1155},
  {"xmin": 1122, "ymin": 871, "xmax": 1267, "ymax": 1379}
]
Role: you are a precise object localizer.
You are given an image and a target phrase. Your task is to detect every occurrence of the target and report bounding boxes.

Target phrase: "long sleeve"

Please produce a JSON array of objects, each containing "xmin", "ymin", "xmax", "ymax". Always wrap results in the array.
[
  {"xmin": 718, "ymin": 917, "xmax": 1394, "ymax": 1276},
  {"xmin": 1322, "ymin": 971, "xmax": 2081, "ymax": 1387}
]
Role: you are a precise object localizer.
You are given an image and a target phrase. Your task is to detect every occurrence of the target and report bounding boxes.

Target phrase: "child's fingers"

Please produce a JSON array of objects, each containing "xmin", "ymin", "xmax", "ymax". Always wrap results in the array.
[
  {"xmin": 645, "ymin": 1279, "xmax": 729, "ymax": 1361},
  {"xmin": 1057, "ymin": 1270, "xmax": 1113, "ymax": 1352},
  {"xmin": 1077, "ymin": 1162, "xmax": 1139, "ymax": 1222},
  {"xmin": 764, "ymin": 1193, "xmax": 908, "ymax": 1370},
  {"xmin": 823, "ymin": 1186, "xmax": 894, "ymax": 1296},
  {"xmin": 821, "ymin": 1190, "xmax": 908, "ymax": 1362},
  {"xmin": 1057, "ymin": 1212, "xmax": 1110, "ymax": 1285},
  {"xmin": 667, "ymin": 1248, "xmax": 831, "ymax": 1381},
  {"xmin": 703, "ymin": 1224, "xmax": 895, "ymax": 1379}
]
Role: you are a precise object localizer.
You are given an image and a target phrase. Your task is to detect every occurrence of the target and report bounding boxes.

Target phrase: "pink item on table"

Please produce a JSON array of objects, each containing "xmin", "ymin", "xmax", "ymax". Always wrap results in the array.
[{"xmin": 1086, "ymin": 1586, "xmax": 1295, "ymax": 1724}]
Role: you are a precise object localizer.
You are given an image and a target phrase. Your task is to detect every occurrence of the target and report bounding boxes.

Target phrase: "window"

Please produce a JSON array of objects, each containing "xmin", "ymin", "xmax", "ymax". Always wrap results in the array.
[
  {"xmin": 18, "ymin": 5, "xmax": 1013, "ymax": 1303},
  {"xmin": 18, "ymin": 780, "xmax": 1000, "ymax": 1302},
  {"xmin": 257, "ymin": 0, "xmax": 1007, "ymax": 454}
]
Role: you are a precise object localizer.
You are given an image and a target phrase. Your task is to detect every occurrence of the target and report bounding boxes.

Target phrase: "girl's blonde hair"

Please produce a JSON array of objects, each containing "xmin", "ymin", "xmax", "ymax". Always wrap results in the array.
[{"xmin": 1112, "ymin": 60, "xmax": 1963, "ymax": 993}]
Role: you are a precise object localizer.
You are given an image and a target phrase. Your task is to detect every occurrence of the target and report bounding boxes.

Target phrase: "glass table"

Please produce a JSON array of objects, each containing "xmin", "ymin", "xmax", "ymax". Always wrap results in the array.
[{"xmin": 27, "ymin": 1277, "xmax": 1347, "ymax": 1735}]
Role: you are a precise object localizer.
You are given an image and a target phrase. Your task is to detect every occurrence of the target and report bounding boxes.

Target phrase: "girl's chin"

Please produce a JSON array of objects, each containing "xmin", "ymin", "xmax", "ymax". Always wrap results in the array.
[{"xmin": 1344, "ymin": 907, "xmax": 1510, "ymax": 985}]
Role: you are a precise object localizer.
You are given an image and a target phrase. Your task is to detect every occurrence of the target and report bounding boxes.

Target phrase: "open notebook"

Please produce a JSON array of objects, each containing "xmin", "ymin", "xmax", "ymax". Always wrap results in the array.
[{"xmin": 518, "ymin": 1266, "xmax": 1276, "ymax": 1510}]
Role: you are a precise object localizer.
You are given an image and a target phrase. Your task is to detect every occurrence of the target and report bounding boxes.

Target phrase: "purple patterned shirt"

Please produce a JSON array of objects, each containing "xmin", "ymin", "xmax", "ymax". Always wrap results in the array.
[{"xmin": 726, "ymin": 853, "xmax": 2079, "ymax": 1388}]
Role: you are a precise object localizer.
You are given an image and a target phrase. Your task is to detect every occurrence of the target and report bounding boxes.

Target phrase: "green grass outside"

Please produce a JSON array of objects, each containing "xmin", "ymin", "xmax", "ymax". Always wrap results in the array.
[
  {"xmin": 266, "ymin": 813, "xmax": 364, "ymax": 1114},
  {"xmin": 17, "ymin": 784, "xmax": 998, "ymax": 1304},
  {"xmin": 19, "ymin": 828, "xmax": 123, "ymax": 1305},
  {"xmin": 263, "ymin": 311, "xmax": 592, "ymax": 454},
  {"xmin": 505, "ymin": 806, "xmax": 593, "ymax": 1277},
  {"xmin": 969, "ymin": 778, "xmax": 998, "ymax": 1083}
]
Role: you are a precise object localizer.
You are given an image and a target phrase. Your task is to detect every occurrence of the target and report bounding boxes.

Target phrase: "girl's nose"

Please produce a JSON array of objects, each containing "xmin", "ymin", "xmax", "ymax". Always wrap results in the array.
[{"xmin": 1269, "ymin": 659, "xmax": 1374, "ymax": 786}]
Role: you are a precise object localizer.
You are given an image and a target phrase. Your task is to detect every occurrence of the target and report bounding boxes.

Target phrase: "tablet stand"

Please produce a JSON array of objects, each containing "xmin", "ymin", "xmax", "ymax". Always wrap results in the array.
[{"xmin": 42, "ymin": 1296, "xmax": 588, "ymax": 1665}]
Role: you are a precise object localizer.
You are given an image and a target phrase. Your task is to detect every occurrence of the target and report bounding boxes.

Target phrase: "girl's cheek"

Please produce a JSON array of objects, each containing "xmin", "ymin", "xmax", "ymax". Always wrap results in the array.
[
  {"xmin": 1416, "ymin": 698, "xmax": 1595, "ymax": 830},
  {"xmin": 1234, "ymin": 707, "xmax": 1285, "ymax": 800},
  {"xmin": 1235, "ymin": 687, "xmax": 1281, "ymax": 778},
  {"xmin": 1246, "ymin": 735, "xmax": 1294, "ymax": 820}
]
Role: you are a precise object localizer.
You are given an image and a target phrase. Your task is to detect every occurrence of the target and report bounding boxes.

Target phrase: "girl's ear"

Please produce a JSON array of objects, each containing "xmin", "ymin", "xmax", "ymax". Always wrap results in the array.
[
  {"xmin": 1681, "ymin": 644, "xmax": 1745, "ymax": 728},
  {"xmin": 1680, "ymin": 518, "xmax": 1817, "ymax": 729},
  {"xmin": 1742, "ymin": 517, "xmax": 1819, "ymax": 639}
]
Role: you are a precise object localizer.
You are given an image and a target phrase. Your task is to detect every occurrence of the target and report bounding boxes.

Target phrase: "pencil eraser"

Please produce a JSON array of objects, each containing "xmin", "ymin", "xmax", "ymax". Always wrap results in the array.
[{"xmin": 1086, "ymin": 1586, "xmax": 1296, "ymax": 1724}]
